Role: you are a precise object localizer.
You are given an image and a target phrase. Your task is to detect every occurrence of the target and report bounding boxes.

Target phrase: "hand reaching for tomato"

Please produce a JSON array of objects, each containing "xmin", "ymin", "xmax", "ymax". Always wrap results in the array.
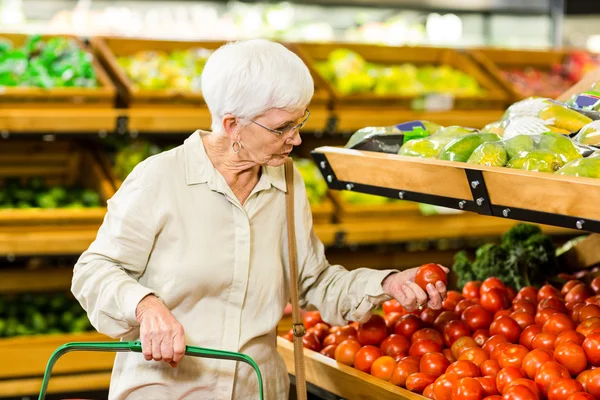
[{"xmin": 382, "ymin": 264, "xmax": 449, "ymax": 312}]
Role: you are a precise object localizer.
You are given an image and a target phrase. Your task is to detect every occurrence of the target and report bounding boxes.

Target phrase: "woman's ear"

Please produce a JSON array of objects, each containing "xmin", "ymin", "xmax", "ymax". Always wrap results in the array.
[{"xmin": 222, "ymin": 114, "xmax": 240, "ymax": 140}]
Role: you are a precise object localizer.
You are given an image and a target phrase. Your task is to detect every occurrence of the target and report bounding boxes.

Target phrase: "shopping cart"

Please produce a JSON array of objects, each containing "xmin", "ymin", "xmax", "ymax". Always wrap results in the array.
[{"xmin": 38, "ymin": 341, "xmax": 264, "ymax": 400}]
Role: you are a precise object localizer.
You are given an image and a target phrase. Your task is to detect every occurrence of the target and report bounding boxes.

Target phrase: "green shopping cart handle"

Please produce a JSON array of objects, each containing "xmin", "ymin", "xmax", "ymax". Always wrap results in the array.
[{"xmin": 38, "ymin": 341, "xmax": 264, "ymax": 400}]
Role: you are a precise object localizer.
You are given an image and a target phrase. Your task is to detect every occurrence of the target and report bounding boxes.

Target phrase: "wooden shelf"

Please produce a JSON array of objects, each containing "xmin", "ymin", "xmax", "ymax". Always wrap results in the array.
[
  {"xmin": 0, "ymin": 224, "xmax": 101, "ymax": 256},
  {"xmin": 0, "ymin": 371, "xmax": 111, "ymax": 398},
  {"xmin": 277, "ymin": 336, "xmax": 424, "ymax": 400},
  {"xmin": 0, "ymin": 267, "xmax": 73, "ymax": 293},
  {"xmin": 0, "ymin": 109, "xmax": 120, "ymax": 134}
]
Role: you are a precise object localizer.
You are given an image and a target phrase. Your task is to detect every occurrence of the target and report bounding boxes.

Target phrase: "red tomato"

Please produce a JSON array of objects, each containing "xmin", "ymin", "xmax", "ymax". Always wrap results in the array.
[
  {"xmin": 409, "ymin": 338, "xmax": 443, "ymax": 357},
  {"xmin": 421, "ymin": 307, "xmax": 442, "ymax": 326},
  {"xmin": 423, "ymin": 383, "xmax": 435, "ymax": 399},
  {"xmin": 443, "ymin": 348, "xmax": 455, "ymax": 363},
  {"xmin": 582, "ymin": 332, "xmax": 600, "ymax": 366},
  {"xmin": 323, "ymin": 332, "xmax": 357, "ymax": 347},
  {"xmin": 320, "ymin": 344, "xmax": 337, "ymax": 359},
  {"xmin": 566, "ymin": 285, "xmax": 594, "ymax": 304},
  {"xmin": 571, "ymin": 303, "xmax": 586, "ymax": 323},
  {"xmin": 394, "ymin": 314, "xmax": 423, "ymax": 339},
  {"xmin": 444, "ymin": 320, "xmax": 472, "ymax": 347},
  {"xmin": 492, "ymin": 346, "xmax": 513, "ymax": 363},
  {"xmin": 357, "ymin": 315, "xmax": 388, "ymax": 346},
  {"xmin": 532, "ymin": 333, "xmax": 557, "ymax": 351},
  {"xmin": 433, "ymin": 373, "xmax": 461, "ymax": 400},
  {"xmin": 443, "ymin": 291, "xmax": 464, "ymax": 311},
  {"xmin": 382, "ymin": 299, "xmax": 404, "ymax": 315},
  {"xmin": 490, "ymin": 316, "xmax": 522, "ymax": 344},
  {"xmin": 547, "ymin": 378, "xmax": 584, "ymax": 400},
  {"xmin": 538, "ymin": 285, "xmax": 562, "ymax": 302},
  {"xmin": 334, "ymin": 339, "xmax": 362, "ymax": 366},
  {"xmin": 554, "ymin": 341, "xmax": 587, "ymax": 376},
  {"xmin": 481, "ymin": 359, "xmax": 502, "ymax": 378},
  {"xmin": 329, "ymin": 324, "xmax": 357, "ymax": 336},
  {"xmin": 504, "ymin": 378, "xmax": 541, "ymax": 398},
  {"xmin": 502, "ymin": 385, "xmax": 538, "ymax": 400},
  {"xmin": 459, "ymin": 346, "xmax": 489, "ymax": 368},
  {"xmin": 456, "ymin": 299, "xmax": 478, "ymax": 316},
  {"xmin": 481, "ymin": 288, "xmax": 511, "ymax": 314},
  {"xmin": 481, "ymin": 278, "xmax": 506, "ymax": 294},
  {"xmin": 544, "ymin": 313, "xmax": 576, "ymax": 335},
  {"xmin": 463, "ymin": 305, "xmax": 494, "ymax": 332},
  {"xmin": 476, "ymin": 375, "xmax": 499, "ymax": 397},
  {"xmin": 354, "ymin": 345, "xmax": 383, "ymax": 373},
  {"xmin": 453, "ymin": 377, "xmax": 484, "ymax": 400},
  {"xmin": 509, "ymin": 312, "xmax": 536, "ymax": 330},
  {"xmin": 579, "ymin": 304, "xmax": 600, "ymax": 323},
  {"xmin": 520, "ymin": 325, "xmax": 542, "ymax": 350},
  {"xmin": 498, "ymin": 344, "xmax": 529, "ymax": 369},
  {"xmin": 535, "ymin": 308, "xmax": 560, "ymax": 326},
  {"xmin": 473, "ymin": 329, "xmax": 491, "ymax": 346},
  {"xmin": 303, "ymin": 311, "xmax": 323, "ymax": 329},
  {"xmin": 512, "ymin": 300, "xmax": 537, "ymax": 315},
  {"xmin": 555, "ymin": 330, "xmax": 585, "ymax": 347},
  {"xmin": 515, "ymin": 286, "xmax": 538, "ymax": 303},
  {"xmin": 562, "ymin": 280, "xmax": 582, "ymax": 296},
  {"xmin": 576, "ymin": 316, "xmax": 600, "ymax": 336},
  {"xmin": 522, "ymin": 348, "xmax": 554, "ymax": 379},
  {"xmin": 484, "ymin": 396, "xmax": 502, "ymax": 400},
  {"xmin": 420, "ymin": 352, "xmax": 451, "ymax": 377},
  {"xmin": 539, "ymin": 297, "xmax": 569, "ymax": 313},
  {"xmin": 506, "ymin": 287, "xmax": 517, "ymax": 303},
  {"xmin": 483, "ymin": 335, "xmax": 509, "ymax": 355},
  {"xmin": 406, "ymin": 372, "xmax": 437, "ymax": 393},
  {"xmin": 399, "ymin": 355, "xmax": 421, "ymax": 367},
  {"xmin": 390, "ymin": 360, "xmax": 419, "ymax": 387},
  {"xmin": 591, "ymin": 277, "xmax": 600, "ymax": 294},
  {"xmin": 415, "ymin": 263, "xmax": 448, "ymax": 291},
  {"xmin": 371, "ymin": 356, "xmax": 396, "ymax": 381},
  {"xmin": 566, "ymin": 301, "xmax": 580, "ymax": 312},
  {"xmin": 383, "ymin": 312, "xmax": 403, "ymax": 331},
  {"xmin": 496, "ymin": 367, "xmax": 526, "ymax": 393},
  {"xmin": 434, "ymin": 311, "xmax": 460, "ymax": 332},
  {"xmin": 412, "ymin": 328, "xmax": 444, "ymax": 346},
  {"xmin": 307, "ymin": 322, "xmax": 330, "ymax": 342},
  {"xmin": 585, "ymin": 294, "xmax": 600, "ymax": 305},
  {"xmin": 380, "ymin": 334, "xmax": 410, "ymax": 358},
  {"xmin": 302, "ymin": 331, "xmax": 321, "ymax": 351},
  {"xmin": 535, "ymin": 361, "xmax": 571, "ymax": 396},
  {"xmin": 447, "ymin": 360, "xmax": 481, "ymax": 378},
  {"xmin": 565, "ymin": 393, "xmax": 595, "ymax": 400},
  {"xmin": 463, "ymin": 281, "xmax": 482, "ymax": 300},
  {"xmin": 585, "ymin": 368, "xmax": 600, "ymax": 398},
  {"xmin": 576, "ymin": 370, "xmax": 591, "ymax": 391},
  {"xmin": 451, "ymin": 336, "xmax": 479, "ymax": 360}
]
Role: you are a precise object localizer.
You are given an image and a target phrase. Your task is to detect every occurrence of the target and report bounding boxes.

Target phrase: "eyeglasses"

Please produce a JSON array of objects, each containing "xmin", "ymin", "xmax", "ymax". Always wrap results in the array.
[{"xmin": 250, "ymin": 109, "xmax": 310, "ymax": 137}]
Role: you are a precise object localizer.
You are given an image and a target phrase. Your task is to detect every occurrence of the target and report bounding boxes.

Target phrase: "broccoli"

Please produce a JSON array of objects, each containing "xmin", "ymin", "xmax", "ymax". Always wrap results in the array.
[{"xmin": 452, "ymin": 223, "xmax": 560, "ymax": 290}]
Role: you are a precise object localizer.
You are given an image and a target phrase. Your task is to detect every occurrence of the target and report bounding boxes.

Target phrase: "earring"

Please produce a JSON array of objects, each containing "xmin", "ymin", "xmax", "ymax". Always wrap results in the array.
[{"xmin": 232, "ymin": 141, "xmax": 243, "ymax": 153}]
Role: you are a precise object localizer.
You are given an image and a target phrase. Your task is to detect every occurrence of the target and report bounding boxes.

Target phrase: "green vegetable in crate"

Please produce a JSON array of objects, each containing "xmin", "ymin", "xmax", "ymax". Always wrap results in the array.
[
  {"xmin": 481, "ymin": 120, "xmax": 505, "ymax": 136},
  {"xmin": 453, "ymin": 223, "xmax": 559, "ymax": 290},
  {"xmin": 556, "ymin": 157, "xmax": 600, "ymax": 179},
  {"xmin": 114, "ymin": 140, "xmax": 162, "ymax": 180},
  {"xmin": 439, "ymin": 133, "xmax": 501, "ymax": 163},
  {"xmin": 574, "ymin": 120, "xmax": 600, "ymax": 146},
  {"xmin": 398, "ymin": 137, "xmax": 441, "ymax": 158},
  {"xmin": 294, "ymin": 159, "xmax": 327, "ymax": 205},
  {"xmin": 538, "ymin": 132, "xmax": 582, "ymax": 163},
  {"xmin": 467, "ymin": 142, "xmax": 508, "ymax": 167},
  {"xmin": 504, "ymin": 135, "xmax": 536, "ymax": 159},
  {"xmin": 507, "ymin": 150, "xmax": 564, "ymax": 173}
]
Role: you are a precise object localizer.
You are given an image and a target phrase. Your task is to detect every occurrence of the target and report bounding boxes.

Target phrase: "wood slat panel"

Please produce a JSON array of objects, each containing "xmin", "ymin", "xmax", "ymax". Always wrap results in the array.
[
  {"xmin": 0, "ymin": 371, "xmax": 111, "ymax": 397},
  {"xmin": 0, "ymin": 267, "xmax": 73, "ymax": 293},
  {"xmin": 0, "ymin": 109, "xmax": 119, "ymax": 132}
]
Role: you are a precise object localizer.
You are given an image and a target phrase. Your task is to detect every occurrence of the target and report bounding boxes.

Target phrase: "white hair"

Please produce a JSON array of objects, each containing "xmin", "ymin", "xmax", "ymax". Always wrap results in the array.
[{"xmin": 201, "ymin": 39, "xmax": 314, "ymax": 133}]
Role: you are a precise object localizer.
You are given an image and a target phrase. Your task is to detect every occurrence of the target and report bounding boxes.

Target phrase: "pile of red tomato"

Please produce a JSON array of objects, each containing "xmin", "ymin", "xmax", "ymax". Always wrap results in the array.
[{"xmin": 284, "ymin": 275, "xmax": 600, "ymax": 400}]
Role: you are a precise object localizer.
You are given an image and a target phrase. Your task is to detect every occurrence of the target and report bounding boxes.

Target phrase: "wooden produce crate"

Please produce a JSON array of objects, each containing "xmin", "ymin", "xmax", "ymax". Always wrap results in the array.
[
  {"xmin": 293, "ymin": 43, "xmax": 509, "ymax": 111},
  {"xmin": 277, "ymin": 337, "xmax": 425, "ymax": 400},
  {"xmin": 0, "ymin": 34, "xmax": 115, "ymax": 109},
  {"xmin": 0, "ymin": 141, "xmax": 113, "ymax": 227},
  {"xmin": 468, "ymin": 48, "xmax": 569, "ymax": 101},
  {"xmin": 329, "ymin": 191, "xmax": 421, "ymax": 223},
  {"xmin": 0, "ymin": 331, "xmax": 114, "ymax": 397}
]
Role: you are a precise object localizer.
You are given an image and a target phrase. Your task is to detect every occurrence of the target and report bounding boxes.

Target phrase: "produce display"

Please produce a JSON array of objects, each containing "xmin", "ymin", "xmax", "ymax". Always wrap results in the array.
[
  {"xmin": 295, "ymin": 158, "xmax": 328, "ymax": 205},
  {"xmin": 316, "ymin": 49, "xmax": 483, "ymax": 96},
  {"xmin": 117, "ymin": 48, "xmax": 212, "ymax": 91},
  {"xmin": 0, "ymin": 177, "xmax": 101, "ymax": 209},
  {"xmin": 284, "ymin": 266, "xmax": 600, "ymax": 400},
  {"xmin": 0, "ymin": 292, "xmax": 92, "ymax": 337},
  {"xmin": 0, "ymin": 35, "xmax": 98, "ymax": 88}
]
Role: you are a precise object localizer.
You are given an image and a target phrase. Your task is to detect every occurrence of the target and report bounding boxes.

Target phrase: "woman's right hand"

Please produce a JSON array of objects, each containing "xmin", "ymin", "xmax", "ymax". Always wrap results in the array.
[{"xmin": 136, "ymin": 295, "xmax": 186, "ymax": 368}]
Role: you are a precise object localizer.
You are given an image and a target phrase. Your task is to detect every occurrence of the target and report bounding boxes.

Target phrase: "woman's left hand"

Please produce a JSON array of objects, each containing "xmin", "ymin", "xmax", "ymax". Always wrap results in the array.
[{"xmin": 382, "ymin": 267, "xmax": 449, "ymax": 312}]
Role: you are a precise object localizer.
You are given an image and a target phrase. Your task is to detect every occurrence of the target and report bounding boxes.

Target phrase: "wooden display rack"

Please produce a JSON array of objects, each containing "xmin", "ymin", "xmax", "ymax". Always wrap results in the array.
[
  {"xmin": 329, "ymin": 191, "xmax": 420, "ymax": 223},
  {"xmin": 0, "ymin": 34, "xmax": 115, "ymax": 109}
]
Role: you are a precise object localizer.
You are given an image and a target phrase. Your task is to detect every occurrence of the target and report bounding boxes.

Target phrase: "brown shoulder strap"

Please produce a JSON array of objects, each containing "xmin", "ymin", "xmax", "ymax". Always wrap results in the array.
[{"xmin": 284, "ymin": 158, "xmax": 308, "ymax": 400}]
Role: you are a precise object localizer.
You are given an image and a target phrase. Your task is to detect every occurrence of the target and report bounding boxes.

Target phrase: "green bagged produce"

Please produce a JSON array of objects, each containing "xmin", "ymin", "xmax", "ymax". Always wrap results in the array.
[
  {"xmin": 503, "ymin": 135, "xmax": 536, "ymax": 159},
  {"xmin": 467, "ymin": 142, "xmax": 508, "ymax": 167},
  {"xmin": 506, "ymin": 149, "xmax": 564, "ymax": 173},
  {"xmin": 556, "ymin": 157, "xmax": 600, "ymax": 179},
  {"xmin": 346, "ymin": 120, "xmax": 442, "ymax": 153},
  {"xmin": 439, "ymin": 133, "xmax": 501, "ymax": 163},
  {"xmin": 398, "ymin": 125, "xmax": 477, "ymax": 158},
  {"xmin": 502, "ymin": 97, "xmax": 591, "ymax": 134},
  {"xmin": 574, "ymin": 120, "xmax": 600, "ymax": 146},
  {"xmin": 538, "ymin": 132, "xmax": 583, "ymax": 163}
]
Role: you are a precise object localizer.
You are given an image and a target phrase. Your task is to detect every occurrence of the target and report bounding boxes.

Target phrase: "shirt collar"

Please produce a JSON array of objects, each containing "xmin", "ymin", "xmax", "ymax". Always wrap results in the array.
[{"xmin": 183, "ymin": 131, "xmax": 287, "ymax": 193}]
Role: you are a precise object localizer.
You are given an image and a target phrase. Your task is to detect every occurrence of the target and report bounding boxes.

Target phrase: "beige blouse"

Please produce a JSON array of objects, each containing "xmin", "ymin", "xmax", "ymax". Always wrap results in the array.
[{"xmin": 72, "ymin": 131, "xmax": 395, "ymax": 400}]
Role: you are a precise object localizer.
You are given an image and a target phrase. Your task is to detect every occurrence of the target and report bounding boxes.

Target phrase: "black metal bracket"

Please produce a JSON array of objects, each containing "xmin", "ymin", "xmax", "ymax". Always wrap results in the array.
[
  {"xmin": 325, "ymin": 115, "xmax": 338, "ymax": 135},
  {"xmin": 116, "ymin": 115, "xmax": 129, "ymax": 135},
  {"xmin": 311, "ymin": 150, "xmax": 600, "ymax": 234}
]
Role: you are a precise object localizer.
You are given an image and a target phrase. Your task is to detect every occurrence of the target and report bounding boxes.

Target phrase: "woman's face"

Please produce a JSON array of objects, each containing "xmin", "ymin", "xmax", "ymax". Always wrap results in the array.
[{"xmin": 238, "ymin": 108, "xmax": 306, "ymax": 167}]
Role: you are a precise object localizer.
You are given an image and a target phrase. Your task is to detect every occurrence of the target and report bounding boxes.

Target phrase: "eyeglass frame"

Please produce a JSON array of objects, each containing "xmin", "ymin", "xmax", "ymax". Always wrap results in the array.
[{"xmin": 249, "ymin": 109, "xmax": 310, "ymax": 137}]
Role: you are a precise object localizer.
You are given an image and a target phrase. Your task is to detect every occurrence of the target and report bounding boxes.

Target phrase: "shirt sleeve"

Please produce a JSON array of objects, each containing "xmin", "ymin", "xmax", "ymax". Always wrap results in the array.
[
  {"xmin": 71, "ymin": 162, "xmax": 161, "ymax": 339},
  {"xmin": 292, "ymin": 168, "xmax": 397, "ymax": 326}
]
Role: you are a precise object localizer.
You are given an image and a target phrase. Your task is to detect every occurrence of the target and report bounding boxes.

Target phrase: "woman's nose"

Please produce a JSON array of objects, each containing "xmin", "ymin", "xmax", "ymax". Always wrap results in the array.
[{"xmin": 287, "ymin": 129, "xmax": 302, "ymax": 146}]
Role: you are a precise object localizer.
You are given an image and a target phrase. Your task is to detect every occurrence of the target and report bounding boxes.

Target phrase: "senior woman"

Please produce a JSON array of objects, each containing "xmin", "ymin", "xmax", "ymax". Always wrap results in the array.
[{"xmin": 72, "ymin": 39, "xmax": 448, "ymax": 400}]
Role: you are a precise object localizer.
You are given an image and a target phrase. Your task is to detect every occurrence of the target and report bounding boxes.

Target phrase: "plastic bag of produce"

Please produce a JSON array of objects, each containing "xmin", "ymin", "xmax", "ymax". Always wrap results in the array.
[
  {"xmin": 481, "ymin": 120, "xmax": 505, "ymax": 136},
  {"xmin": 439, "ymin": 133, "xmax": 501, "ymax": 162},
  {"xmin": 467, "ymin": 142, "xmax": 508, "ymax": 167},
  {"xmin": 347, "ymin": 120, "xmax": 442, "ymax": 153},
  {"xmin": 502, "ymin": 97, "xmax": 592, "ymax": 134},
  {"xmin": 566, "ymin": 82, "xmax": 600, "ymax": 120},
  {"xmin": 398, "ymin": 126, "xmax": 477, "ymax": 158},
  {"xmin": 574, "ymin": 120, "xmax": 600, "ymax": 146},
  {"xmin": 556, "ymin": 157, "xmax": 600, "ymax": 179}
]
